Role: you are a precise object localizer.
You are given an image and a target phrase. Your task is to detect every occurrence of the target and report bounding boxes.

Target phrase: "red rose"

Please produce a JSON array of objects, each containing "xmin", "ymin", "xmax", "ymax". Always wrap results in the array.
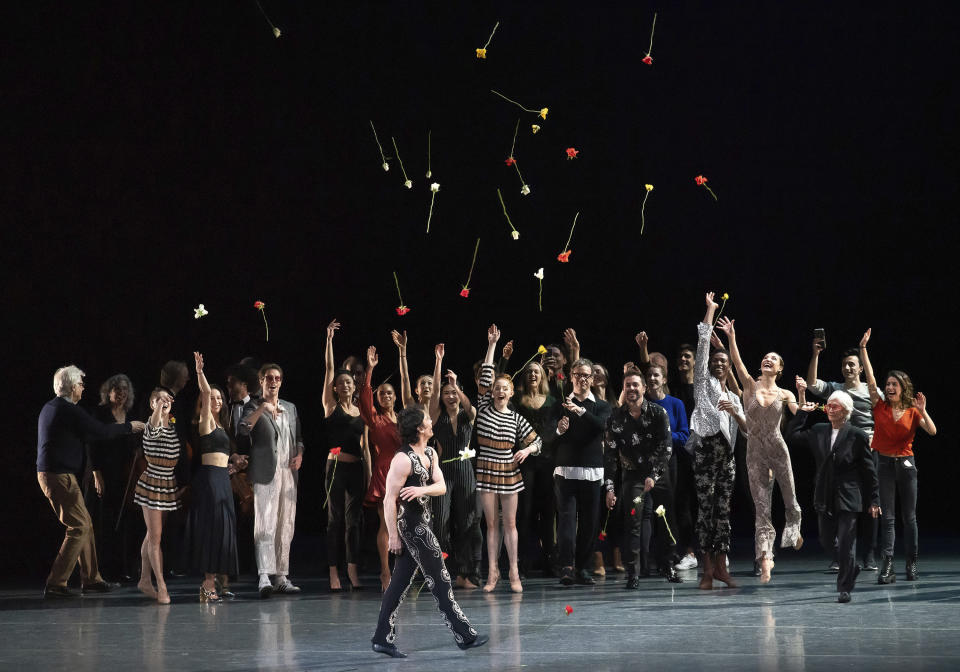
[
  {"xmin": 557, "ymin": 250, "xmax": 572, "ymax": 263},
  {"xmin": 330, "ymin": 447, "xmax": 342, "ymax": 456},
  {"xmin": 254, "ymin": 300, "xmax": 265, "ymax": 310},
  {"xmin": 630, "ymin": 508, "xmax": 636, "ymax": 515},
  {"xmin": 598, "ymin": 531, "xmax": 607, "ymax": 541},
  {"xmin": 505, "ymin": 157, "xmax": 516, "ymax": 166},
  {"xmin": 557, "ymin": 371, "xmax": 565, "ymax": 380},
  {"xmin": 396, "ymin": 306, "xmax": 410, "ymax": 316},
  {"xmin": 564, "ymin": 605, "xmax": 573, "ymax": 615},
  {"xmin": 694, "ymin": 175, "xmax": 708, "ymax": 186},
  {"xmin": 565, "ymin": 147, "xmax": 579, "ymax": 160},
  {"xmin": 642, "ymin": 55, "xmax": 652, "ymax": 65},
  {"xmin": 460, "ymin": 288, "xmax": 470, "ymax": 298}
]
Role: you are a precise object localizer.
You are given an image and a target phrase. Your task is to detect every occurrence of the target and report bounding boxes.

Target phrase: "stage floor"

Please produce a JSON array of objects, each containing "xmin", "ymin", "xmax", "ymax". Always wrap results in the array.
[{"xmin": 1, "ymin": 555, "xmax": 959, "ymax": 671}]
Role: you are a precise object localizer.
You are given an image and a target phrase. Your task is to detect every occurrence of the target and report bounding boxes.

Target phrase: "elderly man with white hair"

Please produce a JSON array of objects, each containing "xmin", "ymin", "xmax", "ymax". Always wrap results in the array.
[
  {"xmin": 37, "ymin": 365, "xmax": 145, "ymax": 598},
  {"xmin": 789, "ymin": 386, "xmax": 880, "ymax": 603}
]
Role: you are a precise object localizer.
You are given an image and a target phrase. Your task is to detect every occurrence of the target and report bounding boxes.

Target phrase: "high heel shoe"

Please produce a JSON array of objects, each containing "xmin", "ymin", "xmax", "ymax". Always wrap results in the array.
[
  {"xmin": 482, "ymin": 571, "xmax": 500, "ymax": 593},
  {"xmin": 199, "ymin": 586, "xmax": 221, "ymax": 603}
]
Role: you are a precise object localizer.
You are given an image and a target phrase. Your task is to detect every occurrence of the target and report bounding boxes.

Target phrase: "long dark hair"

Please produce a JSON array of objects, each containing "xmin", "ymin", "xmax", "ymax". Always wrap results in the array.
[{"xmin": 398, "ymin": 407, "xmax": 425, "ymax": 445}]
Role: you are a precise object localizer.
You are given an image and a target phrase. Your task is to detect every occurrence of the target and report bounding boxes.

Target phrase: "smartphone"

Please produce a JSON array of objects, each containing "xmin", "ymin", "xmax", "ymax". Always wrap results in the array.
[{"xmin": 813, "ymin": 328, "xmax": 826, "ymax": 350}]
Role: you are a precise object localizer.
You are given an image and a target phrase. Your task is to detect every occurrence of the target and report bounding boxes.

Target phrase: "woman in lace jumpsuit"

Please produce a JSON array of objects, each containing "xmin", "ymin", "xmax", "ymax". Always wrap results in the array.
[
  {"xmin": 717, "ymin": 317, "xmax": 802, "ymax": 583},
  {"xmin": 371, "ymin": 407, "xmax": 487, "ymax": 658}
]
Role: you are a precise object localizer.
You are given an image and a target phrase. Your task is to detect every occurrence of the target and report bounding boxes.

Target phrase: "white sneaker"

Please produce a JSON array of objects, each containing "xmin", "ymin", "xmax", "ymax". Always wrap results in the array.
[
  {"xmin": 675, "ymin": 554, "xmax": 698, "ymax": 570},
  {"xmin": 258, "ymin": 574, "xmax": 273, "ymax": 599},
  {"xmin": 274, "ymin": 576, "xmax": 301, "ymax": 594}
]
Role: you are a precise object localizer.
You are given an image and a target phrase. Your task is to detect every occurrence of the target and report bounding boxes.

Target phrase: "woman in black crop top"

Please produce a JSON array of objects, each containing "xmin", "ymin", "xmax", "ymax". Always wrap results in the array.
[
  {"xmin": 324, "ymin": 320, "xmax": 371, "ymax": 591},
  {"xmin": 184, "ymin": 352, "xmax": 247, "ymax": 602},
  {"xmin": 371, "ymin": 408, "xmax": 487, "ymax": 658}
]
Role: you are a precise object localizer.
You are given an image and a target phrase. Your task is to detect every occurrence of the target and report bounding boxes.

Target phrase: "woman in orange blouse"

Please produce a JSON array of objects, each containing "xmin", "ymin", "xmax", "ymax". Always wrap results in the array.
[{"xmin": 859, "ymin": 328, "xmax": 936, "ymax": 584}]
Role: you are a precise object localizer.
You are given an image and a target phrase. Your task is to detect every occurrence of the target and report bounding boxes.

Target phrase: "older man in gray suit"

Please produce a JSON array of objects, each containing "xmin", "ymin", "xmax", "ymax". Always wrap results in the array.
[{"xmin": 240, "ymin": 363, "xmax": 304, "ymax": 598}]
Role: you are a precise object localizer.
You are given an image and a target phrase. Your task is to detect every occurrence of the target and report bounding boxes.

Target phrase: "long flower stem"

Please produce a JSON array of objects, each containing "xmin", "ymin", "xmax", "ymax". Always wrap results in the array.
[
  {"xmin": 658, "ymin": 509, "xmax": 677, "ymax": 545},
  {"xmin": 561, "ymin": 212, "xmax": 579, "ymax": 252},
  {"xmin": 426, "ymin": 192, "xmax": 437, "ymax": 233},
  {"xmin": 509, "ymin": 118, "xmax": 519, "ymax": 158},
  {"xmin": 426, "ymin": 130, "xmax": 432, "ymax": 177},
  {"xmin": 393, "ymin": 271, "xmax": 404, "ymax": 305},
  {"xmin": 511, "ymin": 350, "xmax": 543, "ymax": 380},
  {"xmin": 482, "ymin": 21, "xmax": 500, "ymax": 50},
  {"xmin": 463, "ymin": 237, "xmax": 480, "ymax": 287},
  {"xmin": 490, "ymin": 89, "xmax": 539, "ymax": 114},
  {"xmin": 703, "ymin": 184, "xmax": 718, "ymax": 201},
  {"xmin": 322, "ymin": 457, "xmax": 338, "ymax": 509},
  {"xmin": 513, "ymin": 161, "xmax": 526, "ymax": 186},
  {"xmin": 260, "ymin": 309, "xmax": 270, "ymax": 342},
  {"xmin": 391, "ymin": 137, "xmax": 409, "ymax": 183},
  {"xmin": 370, "ymin": 120, "xmax": 387, "ymax": 164},
  {"xmin": 712, "ymin": 297, "xmax": 728, "ymax": 327},
  {"xmin": 646, "ymin": 12, "xmax": 658, "ymax": 56},
  {"xmin": 254, "ymin": 0, "xmax": 279, "ymax": 36},
  {"xmin": 538, "ymin": 279, "xmax": 543, "ymax": 312},
  {"xmin": 640, "ymin": 191, "xmax": 651, "ymax": 235},
  {"xmin": 496, "ymin": 188, "xmax": 518, "ymax": 234}
]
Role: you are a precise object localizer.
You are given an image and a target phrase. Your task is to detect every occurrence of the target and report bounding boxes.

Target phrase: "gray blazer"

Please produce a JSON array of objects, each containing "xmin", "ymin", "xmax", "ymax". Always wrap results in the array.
[{"xmin": 239, "ymin": 398, "xmax": 304, "ymax": 485}]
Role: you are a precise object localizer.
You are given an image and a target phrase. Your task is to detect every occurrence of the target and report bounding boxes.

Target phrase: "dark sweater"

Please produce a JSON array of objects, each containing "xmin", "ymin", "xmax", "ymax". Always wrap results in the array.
[
  {"xmin": 37, "ymin": 397, "xmax": 133, "ymax": 475},
  {"xmin": 553, "ymin": 396, "xmax": 612, "ymax": 468}
]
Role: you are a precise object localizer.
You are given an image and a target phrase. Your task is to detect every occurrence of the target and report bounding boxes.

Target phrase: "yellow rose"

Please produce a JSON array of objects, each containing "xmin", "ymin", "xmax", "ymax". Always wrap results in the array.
[
  {"xmin": 476, "ymin": 48, "xmax": 486, "ymax": 59},
  {"xmin": 531, "ymin": 124, "xmax": 540, "ymax": 134},
  {"xmin": 538, "ymin": 345, "xmax": 547, "ymax": 354},
  {"xmin": 722, "ymin": 292, "xmax": 730, "ymax": 300},
  {"xmin": 644, "ymin": 184, "xmax": 654, "ymax": 192},
  {"xmin": 539, "ymin": 108, "xmax": 549, "ymax": 119}
]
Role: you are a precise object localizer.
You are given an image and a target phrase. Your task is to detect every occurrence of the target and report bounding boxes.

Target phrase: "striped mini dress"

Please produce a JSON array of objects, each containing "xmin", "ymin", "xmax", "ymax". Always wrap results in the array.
[
  {"xmin": 133, "ymin": 424, "xmax": 182, "ymax": 511},
  {"xmin": 474, "ymin": 364, "xmax": 540, "ymax": 494}
]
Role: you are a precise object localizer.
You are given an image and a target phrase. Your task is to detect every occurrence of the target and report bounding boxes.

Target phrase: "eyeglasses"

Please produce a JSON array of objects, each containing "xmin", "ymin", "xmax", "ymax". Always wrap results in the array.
[
  {"xmin": 263, "ymin": 375, "xmax": 283, "ymax": 382},
  {"xmin": 572, "ymin": 372, "xmax": 593, "ymax": 380},
  {"xmin": 825, "ymin": 402, "xmax": 844, "ymax": 410}
]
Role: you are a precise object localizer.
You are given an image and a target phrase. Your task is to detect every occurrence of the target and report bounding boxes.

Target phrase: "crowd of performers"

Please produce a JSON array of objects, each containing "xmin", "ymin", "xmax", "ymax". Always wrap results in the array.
[{"xmin": 36, "ymin": 292, "xmax": 936, "ymax": 653}]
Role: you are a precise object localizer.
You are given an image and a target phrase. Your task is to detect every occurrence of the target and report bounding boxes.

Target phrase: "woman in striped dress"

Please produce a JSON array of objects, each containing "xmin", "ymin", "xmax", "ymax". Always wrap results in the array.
[
  {"xmin": 134, "ymin": 387, "xmax": 183, "ymax": 604},
  {"xmin": 475, "ymin": 325, "xmax": 542, "ymax": 593}
]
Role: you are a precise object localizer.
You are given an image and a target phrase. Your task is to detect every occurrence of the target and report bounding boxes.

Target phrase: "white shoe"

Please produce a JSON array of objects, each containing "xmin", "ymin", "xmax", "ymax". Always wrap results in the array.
[
  {"xmin": 258, "ymin": 575, "xmax": 273, "ymax": 599},
  {"xmin": 675, "ymin": 554, "xmax": 698, "ymax": 570},
  {"xmin": 274, "ymin": 576, "xmax": 301, "ymax": 594}
]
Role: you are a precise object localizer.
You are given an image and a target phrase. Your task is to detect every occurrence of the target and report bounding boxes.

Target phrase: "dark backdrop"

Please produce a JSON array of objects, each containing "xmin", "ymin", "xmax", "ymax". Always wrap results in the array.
[{"xmin": 3, "ymin": 1, "xmax": 957, "ymax": 579}]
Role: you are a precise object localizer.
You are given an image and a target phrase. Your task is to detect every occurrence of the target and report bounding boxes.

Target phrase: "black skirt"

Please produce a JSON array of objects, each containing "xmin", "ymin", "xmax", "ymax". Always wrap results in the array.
[{"xmin": 183, "ymin": 464, "xmax": 239, "ymax": 575}]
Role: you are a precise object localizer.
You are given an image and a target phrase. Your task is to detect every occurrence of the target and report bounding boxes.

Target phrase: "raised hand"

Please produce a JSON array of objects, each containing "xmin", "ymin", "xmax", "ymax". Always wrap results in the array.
[
  {"xmin": 705, "ymin": 291, "xmax": 718, "ymax": 310},
  {"xmin": 623, "ymin": 361, "xmax": 639, "ymax": 374},
  {"xmin": 710, "ymin": 331, "xmax": 724, "ymax": 350},
  {"xmin": 915, "ymin": 391, "xmax": 927, "ymax": 414},
  {"xmin": 635, "ymin": 331, "xmax": 649, "ymax": 349},
  {"xmin": 812, "ymin": 336, "xmax": 825, "ymax": 354},
  {"xmin": 795, "ymin": 375, "xmax": 807, "ymax": 393},
  {"xmin": 366, "ymin": 345, "xmax": 379, "ymax": 369},
  {"xmin": 487, "ymin": 324, "xmax": 501, "ymax": 344},
  {"xmin": 435, "ymin": 343, "xmax": 445, "ymax": 360},
  {"xmin": 446, "ymin": 369, "xmax": 458, "ymax": 386},
  {"xmin": 563, "ymin": 328, "xmax": 580, "ymax": 351},
  {"xmin": 194, "ymin": 351, "xmax": 204, "ymax": 374},
  {"xmin": 859, "ymin": 328, "xmax": 871, "ymax": 349},
  {"xmin": 716, "ymin": 316, "xmax": 735, "ymax": 337},
  {"xmin": 502, "ymin": 340, "xmax": 514, "ymax": 359},
  {"xmin": 326, "ymin": 319, "xmax": 340, "ymax": 340},
  {"xmin": 391, "ymin": 329, "xmax": 408, "ymax": 353}
]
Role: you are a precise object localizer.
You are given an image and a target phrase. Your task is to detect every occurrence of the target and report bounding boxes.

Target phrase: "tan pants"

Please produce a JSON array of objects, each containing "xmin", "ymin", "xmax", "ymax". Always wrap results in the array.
[{"xmin": 37, "ymin": 472, "xmax": 102, "ymax": 587}]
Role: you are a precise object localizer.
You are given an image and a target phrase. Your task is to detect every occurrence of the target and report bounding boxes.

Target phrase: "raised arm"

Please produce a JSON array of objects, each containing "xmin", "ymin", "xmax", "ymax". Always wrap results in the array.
[
  {"xmin": 636, "ymin": 331, "xmax": 650, "ymax": 367},
  {"xmin": 392, "ymin": 329, "xmax": 414, "ymax": 409},
  {"xmin": 194, "ymin": 351, "xmax": 214, "ymax": 433},
  {"xmin": 496, "ymin": 339, "xmax": 513, "ymax": 375},
  {"xmin": 563, "ymin": 328, "xmax": 581, "ymax": 363},
  {"xmin": 429, "ymin": 343, "xmax": 444, "ymax": 422},
  {"xmin": 915, "ymin": 392, "xmax": 937, "ymax": 436},
  {"xmin": 359, "ymin": 346, "xmax": 380, "ymax": 425},
  {"xmin": 322, "ymin": 319, "xmax": 340, "ymax": 415},
  {"xmin": 702, "ymin": 291, "xmax": 718, "ymax": 326},
  {"xmin": 859, "ymin": 328, "xmax": 881, "ymax": 406},
  {"xmin": 449, "ymin": 370, "xmax": 475, "ymax": 421},
  {"xmin": 806, "ymin": 336, "xmax": 824, "ymax": 389},
  {"xmin": 716, "ymin": 316, "xmax": 753, "ymax": 394}
]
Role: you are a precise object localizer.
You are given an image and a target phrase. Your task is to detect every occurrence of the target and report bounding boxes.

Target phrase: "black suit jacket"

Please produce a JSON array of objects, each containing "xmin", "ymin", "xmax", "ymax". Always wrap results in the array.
[{"xmin": 788, "ymin": 412, "xmax": 879, "ymax": 514}]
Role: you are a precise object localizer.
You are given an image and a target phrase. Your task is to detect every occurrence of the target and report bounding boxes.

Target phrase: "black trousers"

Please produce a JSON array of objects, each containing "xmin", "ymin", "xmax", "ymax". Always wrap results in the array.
[
  {"xmin": 674, "ymin": 448, "xmax": 698, "ymax": 553},
  {"xmin": 372, "ymin": 515, "xmax": 478, "ymax": 647},
  {"xmin": 325, "ymin": 460, "xmax": 363, "ymax": 565},
  {"xmin": 518, "ymin": 457, "xmax": 557, "ymax": 573},
  {"xmin": 554, "ymin": 475, "xmax": 601, "ymax": 571},
  {"xmin": 432, "ymin": 459, "xmax": 482, "ymax": 583},
  {"xmin": 836, "ymin": 511, "xmax": 860, "ymax": 593},
  {"xmin": 642, "ymin": 480, "xmax": 678, "ymax": 571},
  {"xmin": 878, "ymin": 454, "xmax": 918, "ymax": 557}
]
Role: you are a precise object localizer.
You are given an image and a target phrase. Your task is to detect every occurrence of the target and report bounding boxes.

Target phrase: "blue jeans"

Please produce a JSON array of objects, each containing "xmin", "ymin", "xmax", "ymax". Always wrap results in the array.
[{"xmin": 878, "ymin": 454, "xmax": 918, "ymax": 557}]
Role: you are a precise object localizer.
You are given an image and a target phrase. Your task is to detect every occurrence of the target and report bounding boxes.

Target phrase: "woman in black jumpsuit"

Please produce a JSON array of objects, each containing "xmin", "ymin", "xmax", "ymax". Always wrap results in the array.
[{"xmin": 371, "ymin": 408, "xmax": 488, "ymax": 658}]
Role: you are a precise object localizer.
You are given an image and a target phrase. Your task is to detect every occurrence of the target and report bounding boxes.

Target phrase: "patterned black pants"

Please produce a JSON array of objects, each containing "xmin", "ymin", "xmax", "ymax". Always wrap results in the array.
[
  {"xmin": 372, "ymin": 515, "xmax": 478, "ymax": 647},
  {"xmin": 693, "ymin": 432, "xmax": 735, "ymax": 553}
]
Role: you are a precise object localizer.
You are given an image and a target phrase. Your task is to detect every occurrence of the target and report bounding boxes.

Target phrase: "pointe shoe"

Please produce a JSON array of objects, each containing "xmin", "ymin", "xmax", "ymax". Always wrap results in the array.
[
  {"xmin": 482, "ymin": 571, "xmax": 500, "ymax": 593},
  {"xmin": 138, "ymin": 579, "xmax": 158, "ymax": 599},
  {"xmin": 759, "ymin": 557, "xmax": 774, "ymax": 584},
  {"xmin": 509, "ymin": 571, "xmax": 523, "ymax": 593}
]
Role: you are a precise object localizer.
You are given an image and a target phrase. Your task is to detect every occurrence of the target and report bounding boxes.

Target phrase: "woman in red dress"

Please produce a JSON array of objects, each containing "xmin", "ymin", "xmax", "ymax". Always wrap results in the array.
[{"xmin": 360, "ymin": 345, "xmax": 401, "ymax": 592}]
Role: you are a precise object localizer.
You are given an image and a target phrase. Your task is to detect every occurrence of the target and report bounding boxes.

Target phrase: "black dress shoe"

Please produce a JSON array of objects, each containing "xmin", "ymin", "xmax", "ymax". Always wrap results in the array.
[
  {"xmin": 575, "ymin": 570, "xmax": 596, "ymax": 585},
  {"xmin": 753, "ymin": 560, "xmax": 762, "ymax": 577},
  {"xmin": 559, "ymin": 567, "xmax": 575, "ymax": 586},
  {"xmin": 81, "ymin": 581, "xmax": 118, "ymax": 594},
  {"xmin": 665, "ymin": 567, "xmax": 683, "ymax": 584},
  {"xmin": 43, "ymin": 585, "xmax": 77, "ymax": 599},
  {"xmin": 838, "ymin": 592, "xmax": 851, "ymax": 603},
  {"xmin": 625, "ymin": 575, "xmax": 640, "ymax": 589},
  {"xmin": 372, "ymin": 642, "xmax": 407, "ymax": 658},
  {"xmin": 457, "ymin": 634, "xmax": 489, "ymax": 650}
]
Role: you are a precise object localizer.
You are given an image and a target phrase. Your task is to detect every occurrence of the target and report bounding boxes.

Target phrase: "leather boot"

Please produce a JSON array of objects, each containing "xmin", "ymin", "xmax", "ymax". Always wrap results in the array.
[
  {"xmin": 712, "ymin": 552, "xmax": 739, "ymax": 588},
  {"xmin": 698, "ymin": 552, "xmax": 714, "ymax": 590},
  {"xmin": 905, "ymin": 554, "xmax": 918, "ymax": 581},
  {"xmin": 878, "ymin": 554, "xmax": 896, "ymax": 584}
]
